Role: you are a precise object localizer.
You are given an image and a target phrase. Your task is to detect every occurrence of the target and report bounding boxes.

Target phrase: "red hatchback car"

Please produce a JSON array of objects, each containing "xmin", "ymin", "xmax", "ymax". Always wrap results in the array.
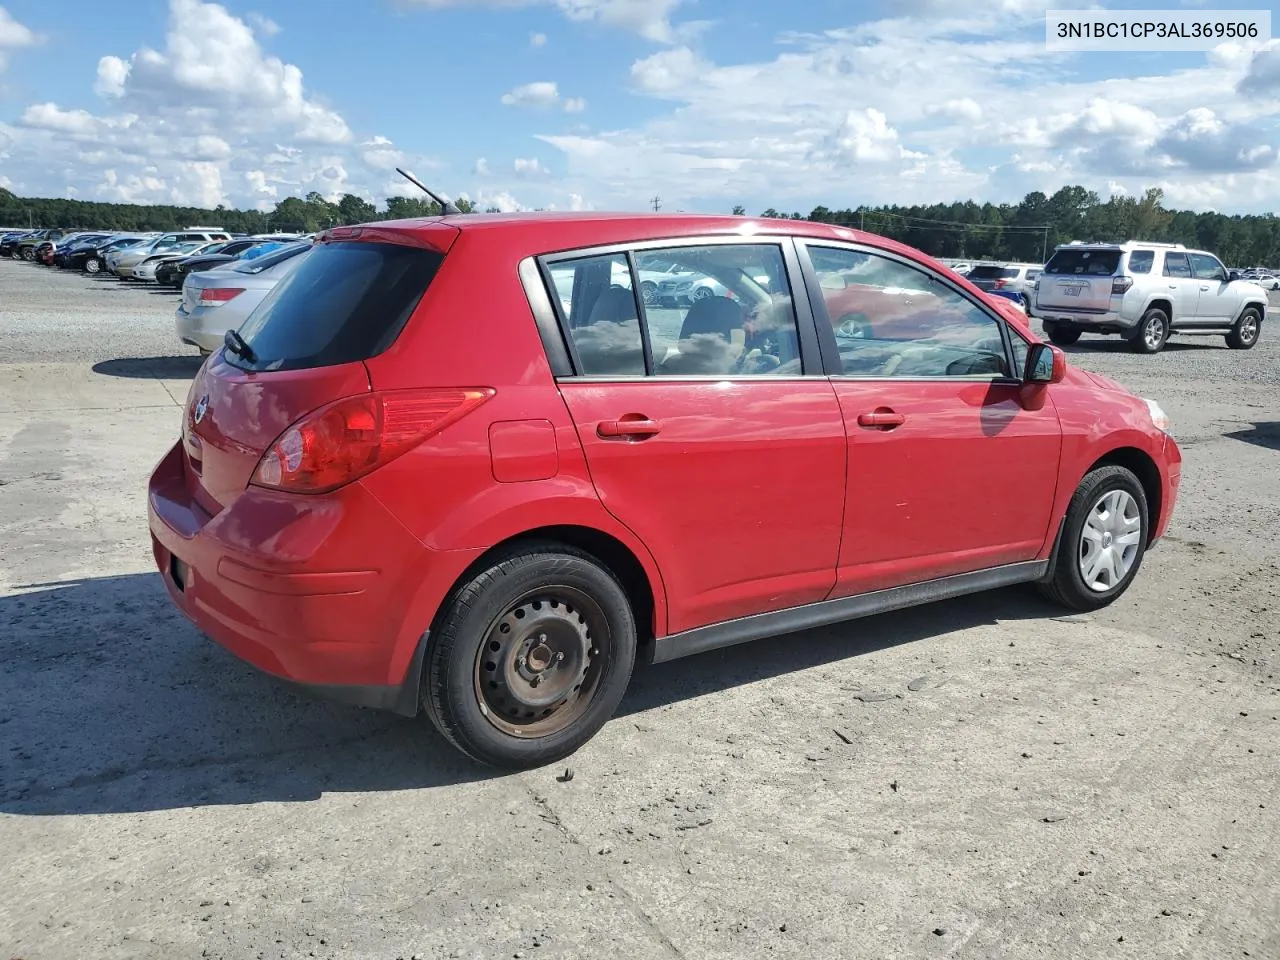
[{"xmin": 148, "ymin": 213, "xmax": 1182, "ymax": 768}]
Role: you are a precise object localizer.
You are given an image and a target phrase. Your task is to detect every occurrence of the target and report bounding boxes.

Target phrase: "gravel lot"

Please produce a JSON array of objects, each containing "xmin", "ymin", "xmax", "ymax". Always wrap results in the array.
[{"xmin": 1, "ymin": 258, "xmax": 1279, "ymax": 960}]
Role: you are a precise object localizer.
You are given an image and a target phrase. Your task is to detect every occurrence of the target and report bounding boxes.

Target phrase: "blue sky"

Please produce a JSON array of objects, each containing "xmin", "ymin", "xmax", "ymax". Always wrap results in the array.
[{"xmin": 1, "ymin": 0, "xmax": 1278, "ymax": 214}]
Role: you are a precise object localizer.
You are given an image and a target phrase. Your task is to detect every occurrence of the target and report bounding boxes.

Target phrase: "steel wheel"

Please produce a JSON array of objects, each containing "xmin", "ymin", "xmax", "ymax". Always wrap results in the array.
[
  {"xmin": 1078, "ymin": 489, "xmax": 1142, "ymax": 592},
  {"xmin": 1228, "ymin": 309, "xmax": 1260, "ymax": 350},
  {"xmin": 473, "ymin": 586, "xmax": 608, "ymax": 739}
]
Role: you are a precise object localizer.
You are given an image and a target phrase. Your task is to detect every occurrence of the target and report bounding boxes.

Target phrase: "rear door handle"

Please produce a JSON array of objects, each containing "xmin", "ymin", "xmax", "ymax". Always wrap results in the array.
[
  {"xmin": 597, "ymin": 417, "xmax": 661, "ymax": 439},
  {"xmin": 857, "ymin": 410, "xmax": 906, "ymax": 429}
]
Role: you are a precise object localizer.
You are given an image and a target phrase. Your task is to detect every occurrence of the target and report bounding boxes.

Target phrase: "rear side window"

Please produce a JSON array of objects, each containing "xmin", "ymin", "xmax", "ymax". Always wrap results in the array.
[
  {"xmin": 229, "ymin": 241, "xmax": 443, "ymax": 373},
  {"xmin": 1043, "ymin": 249, "xmax": 1121, "ymax": 276},
  {"xmin": 1163, "ymin": 252, "xmax": 1191, "ymax": 278},
  {"xmin": 1127, "ymin": 250, "xmax": 1154, "ymax": 274},
  {"xmin": 967, "ymin": 265, "xmax": 1020, "ymax": 280}
]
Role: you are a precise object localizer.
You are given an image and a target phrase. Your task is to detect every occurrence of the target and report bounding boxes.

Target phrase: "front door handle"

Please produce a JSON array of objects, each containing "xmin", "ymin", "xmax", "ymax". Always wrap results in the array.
[
  {"xmin": 598, "ymin": 417, "xmax": 661, "ymax": 439},
  {"xmin": 1200, "ymin": 285, "xmax": 1210, "ymax": 291},
  {"xmin": 857, "ymin": 410, "xmax": 906, "ymax": 430}
]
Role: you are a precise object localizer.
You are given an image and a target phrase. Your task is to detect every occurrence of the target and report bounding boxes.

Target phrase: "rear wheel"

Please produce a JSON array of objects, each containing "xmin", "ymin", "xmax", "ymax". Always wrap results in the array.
[
  {"xmin": 20, "ymin": 248, "xmax": 35, "ymax": 261},
  {"xmin": 640, "ymin": 281, "xmax": 657, "ymax": 305},
  {"xmin": 1044, "ymin": 323, "xmax": 1081, "ymax": 347},
  {"xmin": 422, "ymin": 543, "xmax": 637, "ymax": 769},
  {"xmin": 1038, "ymin": 465, "xmax": 1149, "ymax": 611},
  {"xmin": 1130, "ymin": 308, "xmax": 1169, "ymax": 354},
  {"xmin": 1226, "ymin": 307, "xmax": 1261, "ymax": 350}
]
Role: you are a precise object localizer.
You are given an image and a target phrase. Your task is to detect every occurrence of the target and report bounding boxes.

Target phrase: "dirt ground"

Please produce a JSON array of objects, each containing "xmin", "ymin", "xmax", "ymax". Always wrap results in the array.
[{"xmin": 1, "ymin": 259, "xmax": 1278, "ymax": 960}]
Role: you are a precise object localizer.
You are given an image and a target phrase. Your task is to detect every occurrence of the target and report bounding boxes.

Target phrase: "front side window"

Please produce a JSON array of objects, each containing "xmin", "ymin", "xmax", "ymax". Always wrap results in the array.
[
  {"xmin": 1188, "ymin": 252, "xmax": 1226, "ymax": 282},
  {"xmin": 1163, "ymin": 252, "xmax": 1192, "ymax": 278},
  {"xmin": 808, "ymin": 245, "xmax": 1010, "ymax": 378},
  {"xmin": 636, "ymin": 244, "xmax": 800, "ymax": 376}
]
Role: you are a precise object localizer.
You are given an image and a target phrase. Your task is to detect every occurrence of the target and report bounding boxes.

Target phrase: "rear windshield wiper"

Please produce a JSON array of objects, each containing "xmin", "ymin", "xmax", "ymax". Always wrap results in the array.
[{"xmin": 223, "ymin": 329, "xmax": 258, "ymax": 364}]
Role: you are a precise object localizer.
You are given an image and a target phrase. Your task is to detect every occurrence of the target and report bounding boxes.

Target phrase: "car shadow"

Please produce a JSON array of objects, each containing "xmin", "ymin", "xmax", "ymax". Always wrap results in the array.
[
  {"xmin": 92, "ymin": 356, "xmax": 203, "ymax": 379},
  {"xmin": 1225, "ymin": 421, "xmax": 1280, "ymax": 452},
  {"xmin": 0, "ymin": 571, "xmax": 1059, "ymax": 816},
  {"xmin": 1058, "ymin": 338, "xmax": 1222, "ymax": 354}
]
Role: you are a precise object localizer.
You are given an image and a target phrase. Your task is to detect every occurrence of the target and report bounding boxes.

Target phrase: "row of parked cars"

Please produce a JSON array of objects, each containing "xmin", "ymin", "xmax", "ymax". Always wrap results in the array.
[{"xmin": 1, "ymin": 226, "xmax": 316, "ymax": 356}]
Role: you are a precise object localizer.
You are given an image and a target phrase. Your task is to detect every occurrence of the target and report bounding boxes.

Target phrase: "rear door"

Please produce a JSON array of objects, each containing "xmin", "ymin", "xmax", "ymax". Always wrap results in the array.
[
  {"xmin": 1160, "ymin": 251, "xmax": 1200, "ymax": 324},
  {"xmin": 1037, "ymin": 248, "xmax": 1121, "ymax": 314},
  {"xmin": 544, "ymin": 239, "xmax": 846, "ymax": 635},
  {"xmin": 798, "ymin": 241, "xmax": 1062, "ymax": 597}
]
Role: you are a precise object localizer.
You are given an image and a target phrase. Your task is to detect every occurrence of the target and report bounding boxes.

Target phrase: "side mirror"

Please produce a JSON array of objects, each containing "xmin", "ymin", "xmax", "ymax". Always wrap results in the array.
[
  {"xmin": 1025, "ymin": 342, "xmax": 1066, "ymax": 384},
  {"xmin": 1228, "ymin": 270, "xmax": 1240, "ymax": 281}
]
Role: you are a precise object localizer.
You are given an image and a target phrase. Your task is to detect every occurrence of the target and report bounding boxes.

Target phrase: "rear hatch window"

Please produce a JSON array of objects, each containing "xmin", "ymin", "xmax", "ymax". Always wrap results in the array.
[
  {"xmin": 966, "ymin": 265, "xmax": 1020, "ymax": 281},
  {"xmin": 1043, "ymin": 249, "xmax": 1121, "ymax": 276},
  {"xmin": 226, "ymin": 240, "xmax": 443, "ymax": 372}
]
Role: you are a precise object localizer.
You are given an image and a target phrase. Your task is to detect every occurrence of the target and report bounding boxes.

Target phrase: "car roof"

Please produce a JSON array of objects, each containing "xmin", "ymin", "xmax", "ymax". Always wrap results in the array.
[{"xmin": 349, "ymin": 211, "xmax": 939, "ymax": 268}]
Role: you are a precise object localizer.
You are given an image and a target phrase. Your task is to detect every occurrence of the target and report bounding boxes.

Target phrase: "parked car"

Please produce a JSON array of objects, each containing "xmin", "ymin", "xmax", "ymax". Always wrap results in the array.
[
  {"xmin": 52, "ymin": 233, "xmax": 124, "ymax": 269},
  {"xmin": 108, "ymin": 230, "xmax": 232, "ymax": 277},
  {"xmin": 72, "ymin": 235, "xmax": 154, "ymax": 274},
  {"xmin": 1032, "ymin": 241, "xmax": 1267, "ymax": 352},
  {"xmin": 174, "ymin": 241, "xmax": 312, "ymax": 355},
  {"xmin": 157, "ymin": 238, "xmax": 273, "ymax": 288},
  {"xmin": 13, "ymin": 228, "xmax": 68, "ymax": 261},
  {"xmin": 37, "ymin": 232, "xmax": 112, "ymax": 266},
  {"xmin": 148, "ymin": 213, "xmax": 1182, "ymax": 770},
  {"xmin": 131, "ymin": 240, "xmax": 220, "ymax": 282},
  {"xmin": 964, "ymin": 262, "xmax": 1041, "ymax": 306}
]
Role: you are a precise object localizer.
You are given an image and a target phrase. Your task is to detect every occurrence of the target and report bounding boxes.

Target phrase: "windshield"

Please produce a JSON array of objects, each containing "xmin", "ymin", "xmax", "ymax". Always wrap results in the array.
[{"xmin": 1044, "ymin": 249, "xmax": 1122, "ymax": 276}]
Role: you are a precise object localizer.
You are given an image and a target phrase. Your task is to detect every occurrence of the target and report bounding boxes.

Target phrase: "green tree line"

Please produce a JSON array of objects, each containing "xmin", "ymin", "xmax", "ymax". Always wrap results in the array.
[
  {"xmin": 0, "ymin": 188, "xmax": 499, "ymax": 235},
  {"xmin": 4, "ymin": 184, "xmax": 1279, "ymax": 266}
]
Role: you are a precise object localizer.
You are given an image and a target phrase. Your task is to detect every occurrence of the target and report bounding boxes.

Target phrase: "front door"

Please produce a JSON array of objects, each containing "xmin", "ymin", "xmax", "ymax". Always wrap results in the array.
[
  {"xmin": 1188, "ymin": 252, "xmax": 1234, "ymax": 323},
  {"xmin": 799, "ymin": 242, "xmax": 1063, "ymax": 598},
  {"xmin": 546, "ymin": 242, "xmax": 847, "ymax": 635}
]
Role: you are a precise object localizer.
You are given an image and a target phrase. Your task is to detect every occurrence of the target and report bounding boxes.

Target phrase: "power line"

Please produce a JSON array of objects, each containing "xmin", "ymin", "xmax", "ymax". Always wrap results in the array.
[
  {"xmin": 650, "ymin": 195, "xmax": 661, "ymax": 213},
  {"xmin": 842, "ymin": 214, "xmax": 1051, "ymax": 232}
]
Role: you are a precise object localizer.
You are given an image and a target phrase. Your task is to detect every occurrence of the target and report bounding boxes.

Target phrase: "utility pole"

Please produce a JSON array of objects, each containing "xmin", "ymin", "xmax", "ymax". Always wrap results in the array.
[
  {"xmin": 1041, "ymin": 227, "xmax": 1048, "ymax": 264},
  {"xmin": 859, "ymin": 209, "xmax": 864, "ymax": 230},
  {"xmin": 650, "ymin": 195, "xmax": 661, "ymax": 213}
]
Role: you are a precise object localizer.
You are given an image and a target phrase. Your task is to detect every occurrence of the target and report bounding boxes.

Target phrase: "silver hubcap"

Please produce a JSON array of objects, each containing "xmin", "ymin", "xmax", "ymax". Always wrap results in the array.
[
  {"xmin": 1240, "ymin": 315, "xmax": 1258, "ymax": 343},
  {"xmin": 1144, "ymin": 316, "xmax": 1164, "ymax": 349},
  {"xmin": 1079, "ymin": 489, "xmax": 1142, "ymax": 592}
]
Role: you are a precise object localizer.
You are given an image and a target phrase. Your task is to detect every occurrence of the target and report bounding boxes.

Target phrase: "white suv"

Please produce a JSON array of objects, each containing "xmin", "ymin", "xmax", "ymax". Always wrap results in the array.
[{"xmin": 1032, "ymin": 241, "xmax": 1267, "ymax": 353}]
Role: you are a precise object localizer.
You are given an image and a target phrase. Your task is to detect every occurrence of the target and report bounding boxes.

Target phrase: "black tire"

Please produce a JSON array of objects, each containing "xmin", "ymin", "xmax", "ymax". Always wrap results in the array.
[
  {"xmin": 20, "ymin": 248, "xmax": 35, "ymax": 262},
  {"xmin": 1130, "ymin": 307, "xmax": 1169, "ymax": 354},
  {"xmin": 422, "ymin": 542, "xmax": 637, "ymax": 769},
  {"xmin": 84, "ymin": 258, "xmax": 101, "ymax": 274},
  {"xmin": 1225, "ymin": 306, "xmax": 1262, "ymax": 350},
  {"xmin": 1038, "ymin": 465, "xmax": 1149, "ymax": 612},
  {"xmin": 1045, "ymin": 324, "xmax": 1081, "ymax": 347}
]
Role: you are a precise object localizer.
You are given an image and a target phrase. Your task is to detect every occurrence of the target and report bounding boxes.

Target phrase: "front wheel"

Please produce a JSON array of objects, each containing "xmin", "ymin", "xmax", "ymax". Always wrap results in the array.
[
  {"xmin": 1130, "ymin": 308, "xmax": 1169, "ymax": 354},
  {"xmin": 1226, "ymin": 307, "xmax": 1261, "ymax": 350},
  {"xmin": 84, "ymin": 258, "xmax": 101, "ymax": 274},
  {"xmin": 20, "ymin": 248, "xmax": 35, "ymax": 261},
  {"xmin": 1038, "ymin": 465, "xmax": 1149, "ymax": 611},
  {"xmin": 640, "ymin": 281, "xmax": 657, "ymax": 305},
  {"xmin": 422, "ymin": 543, "xmax": 637, "ymax": 769}
]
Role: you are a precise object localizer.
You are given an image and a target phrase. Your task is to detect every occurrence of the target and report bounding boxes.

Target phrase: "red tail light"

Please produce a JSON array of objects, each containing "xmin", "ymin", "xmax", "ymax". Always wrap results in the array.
[
  {"xmin": 251, "ymin": 388, "xmax": 495, "ymax": 494},
  {"xmin": 993, "ymin": 278, "xmax": 1008, "ymax": 288},
  {"xmin": 1111, "ymin": 276, "xmax": 1134, "ymax": 295},
  {"xmin": 198, "ymin": 287, "xmax": 244, "ymax": 307}
]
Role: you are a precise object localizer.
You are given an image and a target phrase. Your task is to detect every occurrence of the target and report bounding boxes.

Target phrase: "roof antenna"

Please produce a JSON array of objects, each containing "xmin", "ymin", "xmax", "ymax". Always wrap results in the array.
[{"xmin": 395, "ymin": 167, "xmax": 462, "ymax": 215}]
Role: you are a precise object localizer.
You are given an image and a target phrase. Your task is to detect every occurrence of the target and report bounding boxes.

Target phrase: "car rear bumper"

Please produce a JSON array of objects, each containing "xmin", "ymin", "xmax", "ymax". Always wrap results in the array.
[{"xmin": 147, "ymin": 439, "xmax": 477, "ymax": 714}]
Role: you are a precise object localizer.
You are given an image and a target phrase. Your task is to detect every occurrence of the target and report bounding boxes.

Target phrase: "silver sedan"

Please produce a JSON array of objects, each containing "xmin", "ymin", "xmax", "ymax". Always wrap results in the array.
[{"xmin": 175, "ymin": 242, "xmax": 311, "ymax": 356}]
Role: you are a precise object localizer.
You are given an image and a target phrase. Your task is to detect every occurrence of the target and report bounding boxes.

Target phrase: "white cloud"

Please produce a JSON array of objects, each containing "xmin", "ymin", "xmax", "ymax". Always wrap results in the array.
[
  {"xmin": 530, "ymin": 31, "xmax": 547, "ymax": 46},
  {"xmin": 925, "ymin": 98, "xmax": 983, "ymax": 122},
  {"xmin": 1238, "ymin": 40, "xmax": 1280, "ymax": 97},
  {"xmin": 630, "ymin": 46, "xmax": 709, "ymax": 94},
  {"xmin": 514, "ymin": 156, "xmax": 549, "ymax": 175},
  {"xmin": 404, "ymin": 0, "xmax": 689, "ymax": 43},
  {"xmin": 0, "ymin": 5, "xmax": 39, "ymax": 71},
  {"xmin": 563, "ymin": 96, "xmax": 586, "ymax": 113},
  {"xmin": 501, "ymin": 80, "xmax": 561, "ymax": 107},
  {"xmin": 474, "ymin": 156, "xmax": 491, "ymax": 175},
  {"xmin": 475, "ymin": 188, "xmax": 529, "ymax": 212},
  {"xmin": 246, "ymin": 12, "xmax": 281, "ymax": 37}
]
